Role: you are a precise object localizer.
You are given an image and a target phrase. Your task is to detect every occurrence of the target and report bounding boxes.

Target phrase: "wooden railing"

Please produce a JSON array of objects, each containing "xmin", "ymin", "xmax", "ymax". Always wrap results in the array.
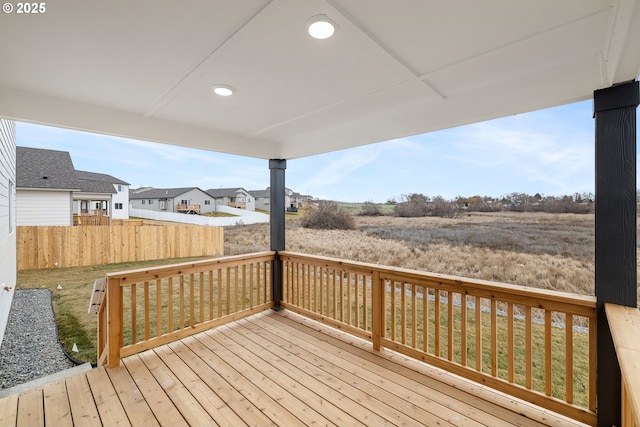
[
  {"xmin": 605, "ymin": 303, "xmax": 640, "ymax": 427},
  {"xmin": 228, "ymin": 202, "xmax": 246, "ymax": 209},
  {"xmin": 279, "ymin": 251, "xmax": 597, "ymax": 426},
  {"xmin": 176, "ymin": 204, "xmax": 200, "ymax": 214},
  {"xmin": 73, "ymin": 214, "xmax": 110, "ymax": 226},
  {"xmin": 98, "ymin": 252, "xmax": 274, "ymax": 367}
]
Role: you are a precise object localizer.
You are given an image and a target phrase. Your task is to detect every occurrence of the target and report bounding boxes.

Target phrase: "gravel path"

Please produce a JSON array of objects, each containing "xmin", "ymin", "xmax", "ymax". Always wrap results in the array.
[{"xmin": 0, "ymin": 289, "xmax": 74, "ymax": 389}]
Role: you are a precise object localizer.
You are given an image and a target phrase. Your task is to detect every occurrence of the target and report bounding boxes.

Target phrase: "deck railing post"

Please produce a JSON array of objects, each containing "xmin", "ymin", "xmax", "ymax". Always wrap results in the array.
[
  {"xmin": 269, "ymin": 159, "xmax": 286, "ymax": 311},
  {"xmin": 593, "ymin": 80, "xmax": 639, "ymax": 427},
  {"xmin": 106, "ymin": 277, "xmax": 123, "ymax": 367}
]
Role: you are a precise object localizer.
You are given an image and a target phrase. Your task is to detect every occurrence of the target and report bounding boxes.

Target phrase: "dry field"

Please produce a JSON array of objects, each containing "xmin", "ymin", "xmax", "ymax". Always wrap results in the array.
[{"xmin": 226, "ymin": 211, "xmax": 606, "ymax": 300}]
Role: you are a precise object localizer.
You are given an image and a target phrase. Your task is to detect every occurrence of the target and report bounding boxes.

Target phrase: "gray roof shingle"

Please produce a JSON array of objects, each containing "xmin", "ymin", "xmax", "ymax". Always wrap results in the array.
[
  {"xmin": 16, "ymin": 146, "xmax": 81, "ymax": 190},
  {"xmin": 75, "ymin": 170, "xmax": 130, "ymax": 185},
  {"xmin": 129, "ymin": 187, "xmax": 205, "ymax": 199},
  {"xmin": 206, "ymin": 187, "xmax": 248, "ymax": 198}
]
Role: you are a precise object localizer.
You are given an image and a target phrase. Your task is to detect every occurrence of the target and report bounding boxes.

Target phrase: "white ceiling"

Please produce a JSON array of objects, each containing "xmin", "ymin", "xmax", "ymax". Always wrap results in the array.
[{"xmin": 1, "ymin": 0, "xmax": 639, "ymax": 159}]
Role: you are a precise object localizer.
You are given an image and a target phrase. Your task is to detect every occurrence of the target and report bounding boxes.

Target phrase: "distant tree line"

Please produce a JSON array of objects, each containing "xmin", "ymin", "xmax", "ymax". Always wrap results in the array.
[{"xmin": 359, "ymin": 192, "xmax": 597, "ymax": 218}]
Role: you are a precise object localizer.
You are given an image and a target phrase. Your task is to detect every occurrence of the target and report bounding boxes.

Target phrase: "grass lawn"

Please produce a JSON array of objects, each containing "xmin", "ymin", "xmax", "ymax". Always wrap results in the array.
[{"xmin": 17, "ymin": 256, "xmax": 212, "ymax": 364}]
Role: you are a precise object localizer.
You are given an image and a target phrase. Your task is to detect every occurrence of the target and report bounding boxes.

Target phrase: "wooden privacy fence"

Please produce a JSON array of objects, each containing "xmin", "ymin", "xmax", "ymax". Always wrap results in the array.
[
  {"xmin": 279, "ymin": 251, "xmax": 598, "ymax": 426},
  {"xmin": 17, "ymin": 224, "xmax": 224, "ymax": 270}
]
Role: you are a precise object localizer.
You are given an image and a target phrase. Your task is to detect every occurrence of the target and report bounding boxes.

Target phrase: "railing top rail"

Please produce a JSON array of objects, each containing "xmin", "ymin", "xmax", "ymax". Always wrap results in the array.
[
  {"xmin": 605, "ymin": 303, "xmax": 640, "ymax": 426},
  {"xmin": 106, "ymin": 251, "xmax": 275, "ymax": 284},
  {"xmin": 279, "ymin": 250, "xmax": 596, "ymax": 312}
]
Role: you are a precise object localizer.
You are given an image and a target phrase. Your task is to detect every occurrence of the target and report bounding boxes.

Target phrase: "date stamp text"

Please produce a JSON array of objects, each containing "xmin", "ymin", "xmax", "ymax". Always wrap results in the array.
[{"xmin": 3, "ymin": 3, "xmax": 47, "ymax": 14}]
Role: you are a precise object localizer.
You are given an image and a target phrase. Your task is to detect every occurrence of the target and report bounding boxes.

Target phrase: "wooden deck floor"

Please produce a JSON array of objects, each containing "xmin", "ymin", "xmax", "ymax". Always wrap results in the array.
[{"xmin": 0, "ymin": 310, "xmax": 589, "ymax": 427}]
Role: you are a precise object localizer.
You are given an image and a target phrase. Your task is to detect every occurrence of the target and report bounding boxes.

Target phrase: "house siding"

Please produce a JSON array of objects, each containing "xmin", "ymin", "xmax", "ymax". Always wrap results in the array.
[
  {"xmin": 17, "ymin": 190, "xmax": 73, "ymax": 225},
  {"xmin": 112, "ymin": 183, "xmax": 129, "ymax": 219},
  {"xmin": 0, "ymin": 118, "xmax": 16, "ymax": 348},
  {"xmin": 132, "ymin": 188, "xmax": 215, "ymax": 213}
]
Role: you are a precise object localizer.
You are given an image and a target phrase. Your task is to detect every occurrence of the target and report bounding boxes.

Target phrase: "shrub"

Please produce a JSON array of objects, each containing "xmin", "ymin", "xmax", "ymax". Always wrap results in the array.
[
  {"xmin": 359, "ymin": 201, "xmax": 383, "ymax": 216},
  {"xmin": 301, "ymin": 201, "xmax": 356, "ymax": 230},
  {"xmin": 393, "ymin": 193, "xmax": 457, "ymax": 218}
]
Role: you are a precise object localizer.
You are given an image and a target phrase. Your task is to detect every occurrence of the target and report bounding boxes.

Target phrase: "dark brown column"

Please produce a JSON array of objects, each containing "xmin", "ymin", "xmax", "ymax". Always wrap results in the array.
[{"xmin": 593, "ymin": 80, "xmax": 639, "ymax": 427}]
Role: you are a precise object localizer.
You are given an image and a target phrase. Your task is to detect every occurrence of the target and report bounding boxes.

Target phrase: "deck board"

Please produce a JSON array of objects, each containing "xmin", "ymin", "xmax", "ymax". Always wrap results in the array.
[
  {"xmin": 42, "ymin": 380, "xmax": 72, "ymax": 427},
  {"xmin": 0, "ymin": 310, "xmax": 591, "ymax": 427}
]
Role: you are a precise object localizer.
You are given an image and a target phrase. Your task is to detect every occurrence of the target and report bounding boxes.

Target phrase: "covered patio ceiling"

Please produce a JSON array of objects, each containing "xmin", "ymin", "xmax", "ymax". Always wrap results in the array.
[{"xmin": 1, "ymin": 0, "xmax": 639, "ymax": 160}]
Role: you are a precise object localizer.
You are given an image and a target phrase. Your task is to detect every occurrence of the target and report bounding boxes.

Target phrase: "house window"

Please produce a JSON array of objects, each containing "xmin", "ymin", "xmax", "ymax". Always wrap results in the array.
[
  {"xmin": 142, "ymin": 200, "xmax": 146, "ymax": 205},
  {"xmin": 180, "ymin": 199, "xmax": 188, "ymax": 205},
  {"xmin": 117, "ymin": 185, "xmax": 123, "ymax": 192},
  {"xmin": 205, "ymin": 200, "xmax": 211, "ymax": 205},
  {"xmin": 148, "ymin": 199, "xmax": 154, "ymax": 204},
  {"xmin": 95, "ymin": 202, "xmax": 101, "ymax": 209},
  {"xmin": 115, "ymin": 203, "xmax": 123, "ymax": 210}
]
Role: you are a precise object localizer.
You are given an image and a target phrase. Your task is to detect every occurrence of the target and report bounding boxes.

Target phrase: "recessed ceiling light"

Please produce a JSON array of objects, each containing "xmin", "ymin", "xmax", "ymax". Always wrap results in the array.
[
  {"xmin": 211, "ymin": 84, "xmax": 234, "ymax": 97},
  {"xmin": 307, "ymin": 15, "xmax": 336, "ymax": 40}
]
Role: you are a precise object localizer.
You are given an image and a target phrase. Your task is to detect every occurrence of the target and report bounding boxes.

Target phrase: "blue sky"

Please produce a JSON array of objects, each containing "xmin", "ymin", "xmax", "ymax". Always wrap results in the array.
[{"xmin": 16, "ymin": 99, "xmax": 612, "ymax": 203}]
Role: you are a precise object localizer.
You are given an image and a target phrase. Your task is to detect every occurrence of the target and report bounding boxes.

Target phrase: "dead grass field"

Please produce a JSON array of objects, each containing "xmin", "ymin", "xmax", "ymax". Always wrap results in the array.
[{"xmin": 226, "ymin": 211, "xmax": 604, "ymax": 299}]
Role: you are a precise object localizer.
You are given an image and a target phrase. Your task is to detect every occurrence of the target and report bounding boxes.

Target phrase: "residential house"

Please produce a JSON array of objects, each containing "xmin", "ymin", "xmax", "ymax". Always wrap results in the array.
[
  {"xmin": 16, "ymin": 146, "xmax": 80, "ymax": 226},
  {"xmin": 250, "ymin": 187, "xmax": 312, "ymax": 212},
  {"xmin": 130, "ymin": 187, "xmax": 215, "ymax": 214},
  {"xmin": 249, "ymin": 188, "xmax": 270, "ymax": 211},
  {"xmin": 206, "ymin": 187, "xmax": 255, "ymax": 211},
  {"xmin": 0, "ymin": 119, "xmax": 16, "ymax": 348},
  {"xmin": 16, "ymin": 147, "xmax": 130, "ymax": 225},
  {"xmin": 74, "ymin": 170, "xmax": 130, "ymax": 220}
]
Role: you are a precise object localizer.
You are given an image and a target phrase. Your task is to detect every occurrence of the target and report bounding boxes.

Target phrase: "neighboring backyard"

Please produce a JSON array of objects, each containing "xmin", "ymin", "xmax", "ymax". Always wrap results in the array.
[{"xmin": 16, "ymin": 210, "xmax": 615, "ymax": 365}]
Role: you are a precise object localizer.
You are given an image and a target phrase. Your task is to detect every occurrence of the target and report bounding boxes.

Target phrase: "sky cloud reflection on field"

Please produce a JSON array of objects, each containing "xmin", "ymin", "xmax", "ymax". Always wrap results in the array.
[{"xmin": 16, "ymin": 99, "xmax": 623, "ymax": 203}]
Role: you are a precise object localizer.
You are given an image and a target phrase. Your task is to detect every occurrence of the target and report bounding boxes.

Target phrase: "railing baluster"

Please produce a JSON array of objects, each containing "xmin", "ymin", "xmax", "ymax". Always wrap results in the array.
[
  {"xmin": 144, "ymin": 281, "xmax": 150, "ymax": 340},
  {"xmin": 401, "ymin": 281, "xmax": 406, "ymax": 344},
  {"xmin": 525, "ymin": 306, "xmax": 532, "ymax": 389},
  {"xmin": 390, "ymin": 281, "xmax": 396, "ymax": 341},
  {"xmin": 168, "ymin": 277, "xmax": 173, "ymax": 332},
  {"xmin": 225, "ymin": 268, "xmax": 231, "ymax": 315},
  {"xmin": 189, "ymin": 273, "xmax": 195, "ymax": 327},
  {"xmin": 354, "ymin": 273, "xmax": 359, "ymax": 327},
  {"xmin": 332, "ymin": 269, "xmax": 337, "ymax": 320},
  {"xmin": 461, "ymin": 293, "xmax": 467, "ymax": 366},
  {"xmin": 434, "ymin": 289, "xmax": 441, "ymax": 358},
  {"xmin": 423, "ymin": 287, "xmax": 428, "ymax": 353},
  {"xmin": 208, "ymin": 271, "xmax": 213, "ymax": 320},
  {"xmin": 363, "ymin": 275, "xmax": 368, "ymax": 331},
  {"xmin": 217, "ymin": 269, "xmax": 223, "ymax": 317},
  {"xmin": 508, "ymin": 302, "xmax": 514, "ymax": 383},
  {"xmin": 448, "ymin": 290, "xmax": 453, "ymax": 361},
  {"xmin": 475, "ymin": 296, "xmax": 481, "ymax": 372},
  {"xmin": 234, "ymin": 266, "xmax": 239, "ymax": 313},
  {"xmin": 339, "ymin": 270, "xmax": 344, "ymax": 322},
  {"xmin": 346, "ymin": 271, "xmax": 351, "ymax": 325},
  {"xmin": 156, "ymin": 279, "xmax": 162, "ymax": 337},
  {"xmin": 545, "ymin": 309, "xmax": 552, "ymax": 396},
  {"xmin": 199, "ymin": 272, "xmax": 205, "ymax": 323},
  {"xmin": 491, "ymin": 298, "xmax": 497, "ymax": 377},
  {"xmin": 242, "ymin": 265, "xmax": 247, "ymax": 311},
  {"xmin": 179, "ymin": 276, "xmax": 185, "ymax": 329},
  {"xmin": 249, "ymin": 263, "xmax": 254, "ymax": 309},
  {"xmin": 411, "ymin": 284, "xmax": 417, "ymax": 348},
  {"xmin": 566, "ymin": 313, "xmax": 573, "ymax": 404},
  {"xmin": 131, "ymin": 283, "xmax": 137, "ymax": 344}
]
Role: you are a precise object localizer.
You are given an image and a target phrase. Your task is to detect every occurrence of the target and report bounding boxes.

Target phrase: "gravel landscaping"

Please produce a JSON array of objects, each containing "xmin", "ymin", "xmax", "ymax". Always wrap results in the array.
[{"xmin": 0, "ymin": 289, "xmax": 74, "ymax": 389}]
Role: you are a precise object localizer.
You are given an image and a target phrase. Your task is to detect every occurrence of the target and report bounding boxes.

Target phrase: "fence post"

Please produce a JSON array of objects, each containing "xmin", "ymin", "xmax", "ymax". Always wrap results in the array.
[
  {"xmin": 106, "ymin": 277, "xmax": 123, "ymax": 367},
  {"xmin": 372, "ymin": 271, "xmax": 383, "ymax": 350}
]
